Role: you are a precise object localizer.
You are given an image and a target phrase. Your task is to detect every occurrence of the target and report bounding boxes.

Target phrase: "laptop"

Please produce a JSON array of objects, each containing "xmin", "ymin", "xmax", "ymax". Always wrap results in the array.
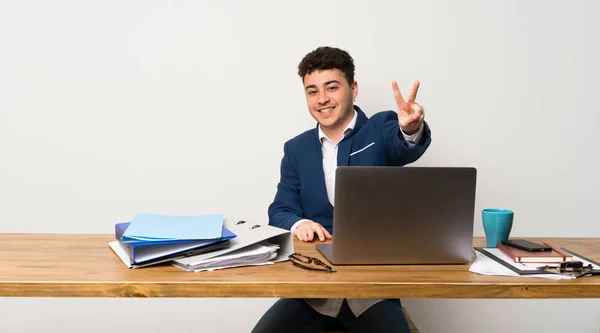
[{"xmin": 316, "ymin": 166, "xmax": 477, "ymax": 265}]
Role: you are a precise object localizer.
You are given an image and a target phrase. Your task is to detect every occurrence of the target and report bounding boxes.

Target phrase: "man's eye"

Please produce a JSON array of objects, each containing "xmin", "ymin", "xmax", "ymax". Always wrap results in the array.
[
  {"xmin": 308, "ymin": 91, "xmax": 317, "ymax": 95},
  {"xmin": 327, "ymin": 86, "xmax": 338, "ymax": 91}
]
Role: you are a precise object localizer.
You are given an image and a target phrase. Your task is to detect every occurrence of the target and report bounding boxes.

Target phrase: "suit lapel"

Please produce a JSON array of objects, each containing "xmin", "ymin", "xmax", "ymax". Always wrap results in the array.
[
  {"xmin": 338, "ymin": 106, "xmax": 368, "ymax": 166},
  {"xmin": 337, "ymin": 137, "xmax": 354, "ymax": 167},
  {"xmin": 313, "ymin": 106, "xmax": 369, "ymax": 212}
]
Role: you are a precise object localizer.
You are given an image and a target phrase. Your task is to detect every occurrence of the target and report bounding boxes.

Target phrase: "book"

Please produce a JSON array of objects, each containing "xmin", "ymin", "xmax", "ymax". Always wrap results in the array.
[{"xmin": 497, "ymin": 241, "xmax": 573, "ymax": 263}]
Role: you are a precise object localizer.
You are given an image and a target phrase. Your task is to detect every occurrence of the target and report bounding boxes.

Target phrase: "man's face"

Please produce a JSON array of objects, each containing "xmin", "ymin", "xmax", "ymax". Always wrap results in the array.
[{"xmin": 303, "ymin": 69, "xmax": 358, "ymax": 133}]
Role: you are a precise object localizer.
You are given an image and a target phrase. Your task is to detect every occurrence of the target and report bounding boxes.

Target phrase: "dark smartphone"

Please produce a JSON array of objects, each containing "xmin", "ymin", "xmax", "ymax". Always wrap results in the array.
[{"xmin": 501, "ymin": 239, "xmax": 552, "ymax": 252}]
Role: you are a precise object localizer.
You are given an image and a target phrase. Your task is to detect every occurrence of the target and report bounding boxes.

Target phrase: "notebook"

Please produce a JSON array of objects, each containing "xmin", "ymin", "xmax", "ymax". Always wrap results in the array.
[{"xmin": 497, "ymin": 242, "xmax": 573, "ymax": 263}]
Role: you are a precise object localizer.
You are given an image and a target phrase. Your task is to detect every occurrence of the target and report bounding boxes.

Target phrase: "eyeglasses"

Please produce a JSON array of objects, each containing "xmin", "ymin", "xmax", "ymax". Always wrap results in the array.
[
  {"xmin": 539, "ymin": 261, "xmax": 596, "ymax": 277},
  {"xmin": 288, "ymin": 253, "xmax": 336, "ymax": 273}
]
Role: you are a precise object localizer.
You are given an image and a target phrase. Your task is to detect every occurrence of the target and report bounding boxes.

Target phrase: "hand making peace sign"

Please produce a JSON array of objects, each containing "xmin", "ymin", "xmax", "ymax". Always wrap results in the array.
[{"xmin": 392, "ymin": 80, "xmax": 424, "ymax": 135}]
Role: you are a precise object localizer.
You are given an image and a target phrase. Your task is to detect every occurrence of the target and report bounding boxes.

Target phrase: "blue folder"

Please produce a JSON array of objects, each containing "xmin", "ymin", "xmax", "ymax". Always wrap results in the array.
[
  {"xmin": 115, "ymin": 222, "xmax": 236, "ymax": 264},
  {"xmin": 121, "ymin": 213, "xmax": 225, "ymax": 243}
]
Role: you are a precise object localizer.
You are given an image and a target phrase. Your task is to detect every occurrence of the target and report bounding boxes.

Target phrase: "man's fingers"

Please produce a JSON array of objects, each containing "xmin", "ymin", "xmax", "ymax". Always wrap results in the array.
[
  {"xmin": 313, "ymin": 225, "xmax": 326, "ymax": 241},
  {"xmin": 413, "ymin": 112, "xmax": 422, "ymax": 124},
  {"xmin": 305, "ymin": 228, "xmax": 313, "ymax": 241},
  {"xmin": 295, "ymin": 222, "xmax": 332, "ymax": 242},
  {"xmin": 322, "ymin": 227, "xmax": 333, "ymax": 239},
  {"xmin": 299, "ymin": 229, "xmax": 307, "ymax": 241},
  {"xmin": 407, "ymin": 80, "xmax": 420, "ymax": 103},
  {"xmin": 411, "ymin": 114, "xmax": 420, "ymax": 124},
  {"xmin": 414, "ymin": 103, "xmax": 424, "ymax": 116},
  {"xmin": 414, "ymin": 105, "xmax": 424, "ymax": 125},
  {"xmin": 392, "ymin": 80, "xmax": 405, "ymax": 107},
  {"xmin": 402, "ymin": 114, "xmax": 421, "ymax": 131},
  {"xmin": 412, "ymin": 107, "xmax": 422, "ymax": 123},
  {"xmin": 296, "ymin": 225, "xmax": 310, "ymax": 242},
  {"xmin": 403, "ymin": 104, "xmax": 423, "ymax": 122}
]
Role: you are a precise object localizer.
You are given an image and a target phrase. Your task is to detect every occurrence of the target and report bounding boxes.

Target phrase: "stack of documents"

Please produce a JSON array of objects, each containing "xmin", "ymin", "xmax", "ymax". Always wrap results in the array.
[
  {"xmin": 108, "ymin": 213, "xmax": 295, "ymax": 272},
  {"xmin": 173, "ymin": 242, "xmax": 280, "ymax": 272},
  {"xmin": 470, "ymin": 247, "xmax": 600, "ymax": 280},
  {"xmin": 109, "ymin": 213, "xmax": 236, "ymax": 268},
  {"xmin": 171, "ymin": 218, "xmax": 295, "ymax": 272}
]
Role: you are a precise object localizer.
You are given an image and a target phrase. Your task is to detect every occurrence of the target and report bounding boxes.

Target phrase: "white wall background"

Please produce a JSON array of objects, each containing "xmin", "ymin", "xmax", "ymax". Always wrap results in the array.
[{"xmin": 1, "ymin": 0, "xmax": 598, "ymax": 332}]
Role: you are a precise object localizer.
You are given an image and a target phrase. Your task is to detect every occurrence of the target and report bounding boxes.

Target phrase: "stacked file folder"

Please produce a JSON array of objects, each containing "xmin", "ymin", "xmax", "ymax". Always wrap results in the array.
[
  {"xmin": 173, "ymin": 241, "xmax": 280, "ymax": 272},
  {"xmin": 108, "ymin": 213, "xmax": 295, "ymax": 271},
  {"xmin": 109, "ymin": 213, "xmax": 236, "ymax": 268}
]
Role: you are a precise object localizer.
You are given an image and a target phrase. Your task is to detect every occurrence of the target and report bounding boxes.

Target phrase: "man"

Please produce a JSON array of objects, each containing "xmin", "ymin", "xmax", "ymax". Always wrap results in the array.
[{"xmin": 252, "ymin": 46, "xmax": 431, "ymax": 333}]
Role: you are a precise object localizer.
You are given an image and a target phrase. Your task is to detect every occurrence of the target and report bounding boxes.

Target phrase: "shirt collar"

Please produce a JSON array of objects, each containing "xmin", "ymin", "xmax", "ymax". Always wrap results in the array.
[{"xmin": 318, "ymin": 109, "xmax": 358, "ymax": 144}]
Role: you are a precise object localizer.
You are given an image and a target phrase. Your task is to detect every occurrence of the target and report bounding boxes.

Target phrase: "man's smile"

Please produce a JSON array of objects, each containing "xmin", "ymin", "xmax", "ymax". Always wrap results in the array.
[{"xmin": 317, "ymin": 106, "xmax": 335, "ymax": 116}]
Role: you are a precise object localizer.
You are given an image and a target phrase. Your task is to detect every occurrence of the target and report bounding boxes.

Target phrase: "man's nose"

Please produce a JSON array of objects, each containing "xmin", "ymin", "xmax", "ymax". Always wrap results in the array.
[{"xmin": 318, "ymin": 91, "xmax": 330, "ymax": 104}]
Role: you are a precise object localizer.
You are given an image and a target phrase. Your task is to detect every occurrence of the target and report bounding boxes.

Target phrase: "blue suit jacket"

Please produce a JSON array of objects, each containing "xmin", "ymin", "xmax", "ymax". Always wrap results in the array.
[{"xmin": 268, "ymin": 106, "xmax": 432, "ymax": 234}]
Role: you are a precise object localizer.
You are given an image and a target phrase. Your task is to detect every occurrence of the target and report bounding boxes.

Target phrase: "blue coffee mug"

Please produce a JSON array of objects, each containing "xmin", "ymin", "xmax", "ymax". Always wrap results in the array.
[{"xmin": 482, "ymin": 209, "xmax": 514, "ymax": 248}]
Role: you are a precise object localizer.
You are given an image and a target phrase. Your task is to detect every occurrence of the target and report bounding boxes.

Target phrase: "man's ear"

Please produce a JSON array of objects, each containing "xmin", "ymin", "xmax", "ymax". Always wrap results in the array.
[{"xmin": 351, "ymin": 81, "xmax": 358, "ymax": 100}]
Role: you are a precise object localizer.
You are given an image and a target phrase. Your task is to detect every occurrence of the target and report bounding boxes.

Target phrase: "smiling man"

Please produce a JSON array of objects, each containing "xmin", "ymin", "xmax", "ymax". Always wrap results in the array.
[{"xmin": 252, "ymin": 46, "xmax": 432, "ymax": 333}]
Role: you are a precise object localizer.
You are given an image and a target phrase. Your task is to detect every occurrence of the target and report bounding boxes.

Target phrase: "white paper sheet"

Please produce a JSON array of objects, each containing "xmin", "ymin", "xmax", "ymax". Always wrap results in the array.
[
  {"xmin": 469, "ymin": 250, "xmax": 574, "ymax": 280},
  {"xmin": 172, "ymin": 242, "xmax": 280, "ymax": 272}
]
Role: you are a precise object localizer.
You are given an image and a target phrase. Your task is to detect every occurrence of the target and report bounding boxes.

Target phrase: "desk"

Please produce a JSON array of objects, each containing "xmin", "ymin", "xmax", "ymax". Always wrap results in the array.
[{"xmin": 0, "ymin": 234, "xmax": 599, "ymax": 298}]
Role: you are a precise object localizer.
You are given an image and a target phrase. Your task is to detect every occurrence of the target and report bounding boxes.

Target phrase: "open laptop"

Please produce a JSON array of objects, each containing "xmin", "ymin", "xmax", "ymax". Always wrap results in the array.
[{"xmin": 316, "ymin": 166, "xmax": 477, "ymax": 265}]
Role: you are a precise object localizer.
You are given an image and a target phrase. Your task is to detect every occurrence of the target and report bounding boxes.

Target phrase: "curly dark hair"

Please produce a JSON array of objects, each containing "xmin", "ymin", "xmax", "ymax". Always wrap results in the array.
[{"xmin": 298, "ymin": 46, "xmax": 355, "ymax": 86}]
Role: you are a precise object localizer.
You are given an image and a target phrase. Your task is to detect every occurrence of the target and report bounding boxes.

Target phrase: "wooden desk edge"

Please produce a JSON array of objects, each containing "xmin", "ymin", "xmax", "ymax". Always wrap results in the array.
[
  {"xmin": 2, "ymin": 282, "xmax": 600, "ymax": 298},
  {"xmin": 1, "ymin": 235, "xmax": 599, "ymax": 298}
]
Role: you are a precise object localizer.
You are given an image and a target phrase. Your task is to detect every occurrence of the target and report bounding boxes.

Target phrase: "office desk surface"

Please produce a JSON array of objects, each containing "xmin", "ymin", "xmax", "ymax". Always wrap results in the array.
[{"xmin": 0, "ymin": 234, "xmax": 599, "ymax": 298}]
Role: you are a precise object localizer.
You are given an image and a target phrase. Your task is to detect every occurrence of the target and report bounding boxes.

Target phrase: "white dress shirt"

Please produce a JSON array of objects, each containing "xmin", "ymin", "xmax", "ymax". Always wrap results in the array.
[{"xmin": 290, "ymin": 109, "xmax": 425, "ymax": 318}]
